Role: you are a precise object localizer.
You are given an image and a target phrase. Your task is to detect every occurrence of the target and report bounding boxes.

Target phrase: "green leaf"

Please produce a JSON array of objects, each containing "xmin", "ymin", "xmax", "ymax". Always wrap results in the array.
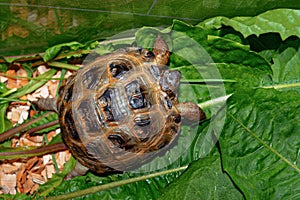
[
  {"xmin": 0, "ymin": 192, "xmax": 30, "ymax": 200},
  {"xmin": 0, "ymin": 82, "xmax": 9, "ymax": 94},
  {"xmin": 0, "ymin": 103, "xmax": 12, "ymax": 133},
  {"xmin": 200, "ymin": 9, "xmax": 300, "ymax": 40},
  {"xmin": 160, "ymin": 154, "xmax": 244, "ymax": 200},
  {"xmin": 0, "ymin": 63, "xmax": 8, "ymax": 72},
  {"xmin": 268, "ymin": 47, "xmax": 300, "ymax": 92},
  {"xmin": 206, "ymin": 35, "xmax": 271, "ymax": 71},
  {"xmin": 42, "ymin": 41, "xmax": 86, "ymax": 62},
  {"xmin": 219, "ymin": 88, "xmax": 300, "ymax": 199}
]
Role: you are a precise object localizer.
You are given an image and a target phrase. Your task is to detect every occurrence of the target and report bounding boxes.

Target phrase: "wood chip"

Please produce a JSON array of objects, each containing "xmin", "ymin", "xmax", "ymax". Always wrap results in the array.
[
  {"xmin": 26, "ymin": 157, "xmax": 39, "ymax": 171},
  {"xmin": 1, "ymin": 163, "xmax": 20, "ymax": 174},
  {"xmin": 0, "ymin": 171, "xmax": 16, "ymax": 194},
  {"xmin": 25, "ymin": 134, "xmax": 44, "ymax": 143},
  {"xmin": 29, "ymin": 172, "xmax": 45, "ymax": 184},
  {"xmin": 20, "ymin": 137, "xmax": 42, "ymax": 147},
  {"xmin": 37, "ymin": 65, "xmax": 49, "ymax": 75},
  {"xmin": 18, "ymin": 105, "xmax": 30, "ymax": 124},
  {"xmin": 45, "ymin": 165, "xmax": 55, "ymax": 179},
  {"xmin": 6, "ymin": 70, "xmax": 18, "ymax": 89},
  {"xmin": 16, "ymin": 164, "xmax": 26, "ymax": 185},
  {"xmin": 16, "ymin": 68, "xmax": 28, "ymax": 87},
  {"xmin": 35, "ymin": 85, "xmax": 49, "ymax": 98},
  {"xmin": 30, "ymin": 184, "xmax": 40, "ymax": 195},
  {"xmin": 55, "ymin": 151, "xmax": 70, "ymax": 169},
  {"xmin": 0, "ymin": 75, "xmax": 8, "ymax": 83},
  {"xmin": 23, "ymin": 176, "xmax": 35, "ymax": 194},
  {"xmin": 27, "ymin": 94, "xmax": 38, "ymax": 101},
  {"xmin": 46, "ymin": 130, "xmax": 58, "ymax": 142},
  {"xmin": 11, "ymin": 108, "xmax": 20, "ymax": 123}
]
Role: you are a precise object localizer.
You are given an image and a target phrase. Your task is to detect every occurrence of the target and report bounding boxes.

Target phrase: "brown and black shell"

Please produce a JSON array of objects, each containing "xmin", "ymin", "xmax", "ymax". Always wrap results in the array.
[{"xmin": 57, "ymin": 46, "xmax": 182, "ymax": 173}]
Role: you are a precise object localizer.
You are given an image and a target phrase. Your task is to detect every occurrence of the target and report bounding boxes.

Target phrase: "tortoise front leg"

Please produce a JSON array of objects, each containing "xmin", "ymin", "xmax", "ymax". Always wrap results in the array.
[{"xmin": 176, "ymin": 102, "xmax": 206, "ymax": 123}]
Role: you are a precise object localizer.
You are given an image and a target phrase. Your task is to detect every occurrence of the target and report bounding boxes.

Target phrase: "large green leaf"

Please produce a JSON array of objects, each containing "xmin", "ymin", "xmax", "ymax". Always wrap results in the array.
[
  {"xmin": 220, "ymin": 88, "xmax": 300, "ymax": 199},
  {"xmin": 200, "ymin": 9, "xmax": 300, "ymax": 40}
]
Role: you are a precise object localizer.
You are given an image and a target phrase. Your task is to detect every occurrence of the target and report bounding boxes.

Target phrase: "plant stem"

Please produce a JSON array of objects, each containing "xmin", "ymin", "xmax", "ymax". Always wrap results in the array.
[
  {"xmin": 48, "ymin": 61, "xmax": 80, "ymax": 71},
  {"xmin": 0, "ymin": 143, "xmax": 67, "ymax": 159},
  {"xmin": 261, "ymin": 82, "xmax": 300, "ymax": 89}
]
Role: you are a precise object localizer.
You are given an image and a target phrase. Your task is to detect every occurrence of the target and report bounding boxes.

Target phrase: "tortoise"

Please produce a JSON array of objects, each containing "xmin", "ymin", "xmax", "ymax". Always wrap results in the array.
[{"xmin": 36, "ymin": 35, "xmax": 206, "ymax": 179}]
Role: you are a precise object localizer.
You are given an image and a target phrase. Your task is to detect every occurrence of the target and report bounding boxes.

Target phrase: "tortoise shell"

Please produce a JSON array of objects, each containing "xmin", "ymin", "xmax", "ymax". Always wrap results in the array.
[{"xmin": 53, "ymin": 35, "xmax": 206, "ymax": 176}]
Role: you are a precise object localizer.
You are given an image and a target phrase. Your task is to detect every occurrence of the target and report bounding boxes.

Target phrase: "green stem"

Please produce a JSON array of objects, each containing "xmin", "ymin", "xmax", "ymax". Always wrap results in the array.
[
  {"xmin": 261, "ymin": 82, "xmax": 300, "ymax": 90},
  {"xmin": 181, "ymin": 79, "xmax": 236, "ymax": 84},
  {"xmin": 46, "ymin": 166, "xmax": 188, "ymax": 200},
  {"xmin": 48, "ymin": 61, "xmax": 80, "ymax": 71},
  {"xmin": 0, "ymin": 97, "xmax": 27, "ymax": 103},
  {"xmin": 1, "ymin": 88, "xmax": 17, "ymax": 97}
]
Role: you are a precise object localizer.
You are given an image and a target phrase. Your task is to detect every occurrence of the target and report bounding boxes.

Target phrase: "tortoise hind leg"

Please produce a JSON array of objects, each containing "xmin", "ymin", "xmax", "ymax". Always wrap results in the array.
[
  {"xmin": 33, "ymin": 98, "xmax": 58, "ymax": 112},
  {"xmin": 64, "ymin": 161, "xmax": 89, "ymax": 180},
  {"xmin": 176, "ymin": 102, "xmax": 206, "ymax": 123}
]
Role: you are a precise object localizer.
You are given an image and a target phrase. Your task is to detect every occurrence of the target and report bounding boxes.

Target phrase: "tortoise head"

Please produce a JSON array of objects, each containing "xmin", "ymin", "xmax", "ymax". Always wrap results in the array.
[{"xmin": 152, "ymin": 35, "xmax": 171, "ymax": 66}]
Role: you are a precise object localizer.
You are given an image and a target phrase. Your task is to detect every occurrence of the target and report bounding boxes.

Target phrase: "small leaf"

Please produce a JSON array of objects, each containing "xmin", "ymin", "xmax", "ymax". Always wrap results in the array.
[
  {"xmin": 269, "ymin": 47, "xmax": 300, "ymax": 92},
  {"xmin": 0, "ymin": 103, "xmax": 12, "ymax": 133},
  {"xmin": 0, "ymin": 63, "xmax": 8, "ymax": 72},
  {"xmin": 42, "ymin": 41, "xmax": 85, "ymax": 62},
  {"xmin": 0, "ymin": 82, "xmax": 9, "ymax": 94}
]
